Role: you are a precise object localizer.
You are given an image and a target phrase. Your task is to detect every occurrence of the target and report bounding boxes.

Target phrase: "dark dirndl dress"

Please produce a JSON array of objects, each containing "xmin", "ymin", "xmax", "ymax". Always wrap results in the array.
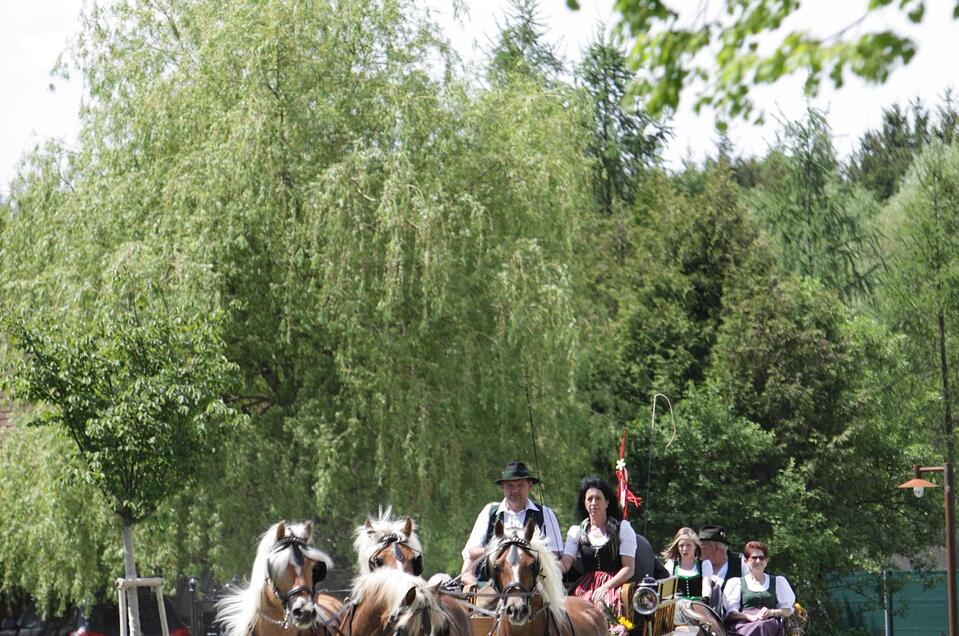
[
  {"xmin": 726, "ymin": 575, "xmax": 785, "ymax": 636},
  {"xmin": 571, "ymin": 520, "xmax": 624, "ymax": 616}
]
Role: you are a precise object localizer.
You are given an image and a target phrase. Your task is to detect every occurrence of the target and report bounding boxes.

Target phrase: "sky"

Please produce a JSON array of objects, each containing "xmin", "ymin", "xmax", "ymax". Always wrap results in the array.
[{"xmin": 1, "ymin": 0, "xmax": 957, "ymax": 194}]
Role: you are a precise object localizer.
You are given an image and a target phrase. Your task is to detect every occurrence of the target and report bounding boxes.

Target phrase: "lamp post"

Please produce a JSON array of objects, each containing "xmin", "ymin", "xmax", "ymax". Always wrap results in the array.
[{"xmin": 899, "ymin": 463, "xmax": 957, "ymax": 636}]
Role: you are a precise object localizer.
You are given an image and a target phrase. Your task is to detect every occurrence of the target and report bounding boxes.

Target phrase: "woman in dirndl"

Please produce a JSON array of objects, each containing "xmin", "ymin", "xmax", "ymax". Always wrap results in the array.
[
  {"xmin": 662, "ymin": 526, "xmax": 714, "ymax": 601},
  {"xmin": 559, "ymin": 476, "xmax": 636, "ymax": 623},
  {"xmin": 723, "ymin": 540, "xmax": 796, "ymax": 636}
]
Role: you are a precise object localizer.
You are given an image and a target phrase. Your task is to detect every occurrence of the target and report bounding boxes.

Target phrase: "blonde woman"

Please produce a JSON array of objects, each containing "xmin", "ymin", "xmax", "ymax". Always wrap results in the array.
[{"xmin": 662, "ymin": 527, "xmax": 713, "ymax": 601}]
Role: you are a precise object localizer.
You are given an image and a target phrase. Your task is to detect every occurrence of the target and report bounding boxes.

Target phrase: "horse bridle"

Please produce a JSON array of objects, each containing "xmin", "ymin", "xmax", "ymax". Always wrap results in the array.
[
  {"xmin": 266, "ymin": 535, "xmax": 328, "ymax": 629},
  {"xmin": 369, "ymin": 533, "xmax": 424, "ymax": 577},
  {"xmin": 484, "ymin": 536, "xmax": 554, "ymax": 635},
  {"xmin": 487, "ymin": 536, "xmax": 541, "ymax": 595}
]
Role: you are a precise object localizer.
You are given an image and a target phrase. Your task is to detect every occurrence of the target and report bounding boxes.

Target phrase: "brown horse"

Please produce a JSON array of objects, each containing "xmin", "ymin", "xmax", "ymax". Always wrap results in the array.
[
  {"xmin": 217, "ymin": 521, "xmax": 344, "ymax": 636},
  {"xmin": 485, "ymin": 520, "xmax": 605, "ymax": 636},
  {"xmin": 354, "ymin": 509, "xmax": 470, "ymax": 636},
  {"xmin": 342, "ymin": 569, "xmax": 470, "ymax": 636},
  {"xmin": 354, "ymin": 508, "xmax": 424, "ymax": 576}
]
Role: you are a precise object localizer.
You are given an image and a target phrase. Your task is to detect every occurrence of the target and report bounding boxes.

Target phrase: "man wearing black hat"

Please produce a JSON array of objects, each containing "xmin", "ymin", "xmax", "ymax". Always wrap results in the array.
[
  {"xmin": 460, "ymin": 461, "xmax": 563, "ymax": 585},
  {"xmin": 699, "ymin": 524, "xmax": 744, "ymax": 613}
]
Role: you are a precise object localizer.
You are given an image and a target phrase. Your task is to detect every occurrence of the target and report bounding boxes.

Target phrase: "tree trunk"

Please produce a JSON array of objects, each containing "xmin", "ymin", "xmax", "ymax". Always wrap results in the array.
[{"xmin": 122, "ymin": 522, "xmax": 143, "ymax": 636}]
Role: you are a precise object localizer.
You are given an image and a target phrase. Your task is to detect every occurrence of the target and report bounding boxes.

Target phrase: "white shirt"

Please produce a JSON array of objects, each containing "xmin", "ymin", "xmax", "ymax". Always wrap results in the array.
[
  {"xmin": 461, "ymin": 499, "xmax": 563, "ymax": 559},
  {"xmin": 562, "ymin": 519, "xmax": 638, "ymax": 558},
  {"xmin": 710, "ymin": 553, "xmax": 748, "ymax": 586},
  {"xmin": 722, "ymin": 573, "xmax": 796, "ymax": 613},
  {"xmin": 711, "ymin": 560, "xmax": 729, "ymax": 583}
]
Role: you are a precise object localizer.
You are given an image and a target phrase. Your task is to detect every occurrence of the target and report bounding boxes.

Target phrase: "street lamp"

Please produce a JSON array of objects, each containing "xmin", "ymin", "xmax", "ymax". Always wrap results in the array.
[{"xmin": 899, "ymin": 463, "xmax": 957, "ymax": 636}]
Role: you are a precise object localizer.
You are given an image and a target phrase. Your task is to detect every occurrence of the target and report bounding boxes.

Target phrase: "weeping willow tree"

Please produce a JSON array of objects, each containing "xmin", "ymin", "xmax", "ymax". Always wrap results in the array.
[{"xmin": 0, "ymin": 0, "xmax": 601, "ymax": 605}]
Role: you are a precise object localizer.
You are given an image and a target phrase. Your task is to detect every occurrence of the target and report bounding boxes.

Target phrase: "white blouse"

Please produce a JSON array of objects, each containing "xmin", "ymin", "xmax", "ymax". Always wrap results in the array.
[{"xmin": 722, "ymin": 573, "xmax": 796, "ymax": 612}]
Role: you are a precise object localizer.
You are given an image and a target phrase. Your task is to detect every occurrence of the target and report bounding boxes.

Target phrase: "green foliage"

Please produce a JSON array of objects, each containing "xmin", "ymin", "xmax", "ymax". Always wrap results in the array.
[
  {"xmin": 849, "ymin": 95, "xmax": 959, "ymax": 201},
  {"xmin": 0, "ymin": 426, "xmax": 117, "ymax": 611},
  {"xmin": 632, "ymin": 383, "xmax": 785, "ymax": 547},
  {"xmin": 0, "ymin": 0, "xmax": 600, "ymax": 601},
  {"xmin": 748, "ymin": 108, "xmax": 884, "ymax": 302},
  {"xmin": 710, "ymin": 274, "xmax": 855, "ymax": 461},
  {"xmin": 577, "ymin": 32, "xmax": 669, "ymax": 217},
  {"xmin": 487, "ymin": 0, "xmax": 565, "ymax": 86},
  {"xmin": 1, "ymin": 1, "xmax": 955, "ymax": 630},
  {"xmin": 611, "ymin": 164, "xmax": 763, "ymax": 408},
  {"xmin": 591, "ymin": 0, "xmax": 932, "ymax": 124},
  {"xmin": 877, "ymin": 141, "xmax": 959, "ymax": 459},
  {"xmin": 848, "ymin": 101, "xmax": 929, "ymax": 201},
  {"xmin": 2, "ymin": 300, "xmax": 239, "ymax": 525}
]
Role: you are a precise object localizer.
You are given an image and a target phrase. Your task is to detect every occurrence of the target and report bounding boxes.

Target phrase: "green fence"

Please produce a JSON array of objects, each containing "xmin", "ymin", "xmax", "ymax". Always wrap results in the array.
[{"xmin": 832, "ymin": 570, "xmax": 955, "ymax": 635}]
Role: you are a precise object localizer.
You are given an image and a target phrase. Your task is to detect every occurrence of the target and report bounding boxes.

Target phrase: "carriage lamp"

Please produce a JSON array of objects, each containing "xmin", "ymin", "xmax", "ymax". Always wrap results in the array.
[{"xmin": 633, "ymin": 576, "xmax": 660, "ymax": 616}]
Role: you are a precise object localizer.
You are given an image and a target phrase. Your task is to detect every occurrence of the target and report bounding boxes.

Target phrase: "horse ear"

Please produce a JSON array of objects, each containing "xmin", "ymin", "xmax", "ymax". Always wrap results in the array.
[
  {"xmin": 365, "ymin": 519, "xmax": 375, "ymax": 534},
  {"xmin": 494, "ymin": 519, "xmax": 505, "ymax": 538},
  {"xmin": 403, "ymin": 517, "xmax": 414, "ymax": 538},
  {"xmin": 524, "ymin": 518, "xmax": 536, "ymax": 542},
  {"xmin": 402, "ymin": 586, "xmax": 417, "ymax": 607},
  {"xmin": 303, "ymin": 521, "xmax": 314, "ymax": 540},
  {"xmin": 275, "ymin": 521, "xmax": 287, "ymax": 542}
]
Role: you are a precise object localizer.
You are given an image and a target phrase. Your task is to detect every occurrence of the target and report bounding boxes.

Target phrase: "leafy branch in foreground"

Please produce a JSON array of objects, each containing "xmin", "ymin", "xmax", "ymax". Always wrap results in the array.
[{"xmin": 567, "ymin": 0, "xmax": 940, "ymax": 126}]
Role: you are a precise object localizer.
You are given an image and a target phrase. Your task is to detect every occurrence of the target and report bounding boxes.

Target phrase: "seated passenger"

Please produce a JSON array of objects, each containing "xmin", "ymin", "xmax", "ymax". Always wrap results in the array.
[
  {"xmin": 723, "ymin": 540, "xmax": 795, "ymax": 636},
  {"xmin": 700, "ymin": 523, "xmax": 744, "ymax": 614},
  {"xmin": 661, "ymin": 527, "xmax": 713, "ymax": 601},
  {"xmin": 559, "ymin": 476, "xmax": 635, "ymax": 618}
]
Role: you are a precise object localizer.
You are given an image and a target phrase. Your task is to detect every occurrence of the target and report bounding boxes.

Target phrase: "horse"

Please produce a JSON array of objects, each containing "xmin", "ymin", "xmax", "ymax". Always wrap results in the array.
[
  {"xmin": 217, "ymin": 520, "xmax": 343, "ymax": 636},
  {"xmin": 484, "ymin": 520, "xmax": 606, "ymax": 636},
  {"xmin": 342, "ymin": 568, "xmax": 470, "ymax": 636},
  {"xmin": 354, "ymin": 509, "xmax": 470, "ymax": 636},
  {"xmin": 354, "ymin": 507, "xmax": 424, "ymax": 576}
]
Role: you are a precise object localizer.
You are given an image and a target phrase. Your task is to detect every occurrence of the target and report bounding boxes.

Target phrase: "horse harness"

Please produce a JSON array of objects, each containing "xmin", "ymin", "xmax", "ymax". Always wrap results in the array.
[
  {"xmin": 485, "ymin": 536, "xmax": 570, "ymax": 636},
  {"xmin": 369, "ymin": 533, "xmax": 424, "ymax": 577},
  {"xmin": 262, "ymin": 535, "xmax": 330, "ymax": 630}
]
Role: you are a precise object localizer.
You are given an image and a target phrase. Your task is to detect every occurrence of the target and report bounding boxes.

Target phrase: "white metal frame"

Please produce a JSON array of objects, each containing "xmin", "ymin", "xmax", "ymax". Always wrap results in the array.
[{"xmin": 116, "ymin": 577, "xmax": 170, "ymax": 636}]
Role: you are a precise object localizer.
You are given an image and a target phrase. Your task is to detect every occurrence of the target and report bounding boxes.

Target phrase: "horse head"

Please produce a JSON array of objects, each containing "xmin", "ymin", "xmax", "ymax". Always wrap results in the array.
[
  {"xmin": 488, "ymin": 519, "xmax": 541, "ymax": 625},
  {"xmin": 349, "ymin": 569, "xmax": 443, "ymax": 636},
  {"xmin": 266, "ymin": 520, "xmax": 332, "ymax": 630},
  {"xmin": 215, "ymin": 520, "xmax": 336, "ymax": 636},
  {"xmin": 356, "ymin": 509, "xmax": 424, "ymax": 576},
  {"xmin": 388, "ymin": 585, "xmax": 439, "ymax": 636}
]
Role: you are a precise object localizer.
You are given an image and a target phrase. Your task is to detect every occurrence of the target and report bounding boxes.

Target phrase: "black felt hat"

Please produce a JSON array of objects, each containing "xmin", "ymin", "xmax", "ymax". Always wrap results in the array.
[
  {"xmin": 698, "ymin": 524, "xmax": 730, "ymax": 545},
  {"xmin": 494, "ymin": 461, "xmax": 540, "ymax": 484}
]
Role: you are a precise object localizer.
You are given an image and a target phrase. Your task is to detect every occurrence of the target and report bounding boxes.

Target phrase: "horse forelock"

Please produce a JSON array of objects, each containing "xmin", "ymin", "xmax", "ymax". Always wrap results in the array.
[
  {"xmin": 354, "ymin": 507, "xmax": 423, "ymax": 574},
  {"xmin": 350, "ymin": 569, "xmax": 429, "ymax": 613},
  {"xmin": 268, "ymin": 522, "xmax": 333, "ymax": 580},
  {"xmin": 354, "ymin": 569, "xmax": 447, "ymax": 636}
]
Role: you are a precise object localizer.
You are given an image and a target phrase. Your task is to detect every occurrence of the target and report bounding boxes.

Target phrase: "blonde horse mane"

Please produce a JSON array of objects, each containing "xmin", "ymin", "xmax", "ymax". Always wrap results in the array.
[
  {"xmin": 350, "ymin": 569, "xmax": 444, "ymax": 636},
  {"xmin": 353, "ymin": 506, "xmax": 423, "ymax": 574},
  {"xmin": 216, "ymin": 521, "xmax": 333, "ymax": 636},
  {"xmin": 489, "ymin": 530, "xmax": 566, "ymax": 623}
]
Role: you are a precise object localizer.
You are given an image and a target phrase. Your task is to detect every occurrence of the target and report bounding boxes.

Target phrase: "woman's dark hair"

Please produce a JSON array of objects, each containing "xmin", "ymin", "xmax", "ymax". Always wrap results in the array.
[{"xmin": 575, "ymin": 476, "xmax": 622, "ymax": 521}]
